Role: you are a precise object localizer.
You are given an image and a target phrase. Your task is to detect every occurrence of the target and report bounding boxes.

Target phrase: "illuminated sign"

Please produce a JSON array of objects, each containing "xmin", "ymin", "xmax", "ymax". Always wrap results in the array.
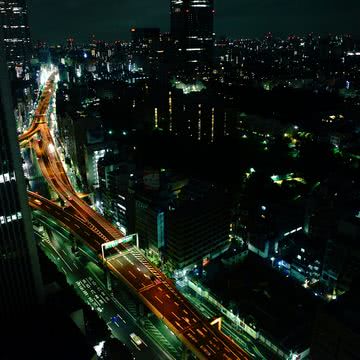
[
  {"xmin": 104, "ymin": 239, "xmax": 122, "ymax": 250},
  {"xmin": 101, "ymin": 234, "xmax": 139, "ymax": 260}
]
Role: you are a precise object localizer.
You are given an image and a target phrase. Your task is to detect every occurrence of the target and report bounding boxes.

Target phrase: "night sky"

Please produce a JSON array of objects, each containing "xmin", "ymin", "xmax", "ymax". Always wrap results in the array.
[{"xmin": 29, "ymin": 0, "xmax": 360, "ymax": 43}]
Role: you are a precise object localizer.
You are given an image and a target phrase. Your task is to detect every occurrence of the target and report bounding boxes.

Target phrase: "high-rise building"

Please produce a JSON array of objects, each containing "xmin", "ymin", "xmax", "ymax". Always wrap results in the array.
[
  {"xmin": 134, "ymin": 173, "xmax": 230, "ymax": 270},
  {"xmin": 0, "ymin": 0, "xmax": 32, "ymax": 78},
  {"xmin": 0, "ymin": 39, "xmax": 43, "ymax": 316},
  {"xmin": 170, "ymin": 0, "xmax": 214, "ymax": 70},
  {"xmin": 167, "ymin": 87, "xmax": 224, "ymax": 142},
  {"xmin": 130, "ymin": 27, "xmax": 161, "ymax": 76},
  {"xmin": 98, "ymin": 157, "xmax": 135, "ymax": 235},
  {"xmin": 131, "ymin": 27, "xmax": 160, "ymax": 48},
  {"xmin": 166, "ymin": 179, "xmax": 231, "ymax": 270}
]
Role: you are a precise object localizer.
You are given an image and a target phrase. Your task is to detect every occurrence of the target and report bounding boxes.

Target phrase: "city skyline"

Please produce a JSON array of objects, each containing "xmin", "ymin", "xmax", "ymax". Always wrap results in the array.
[
  {"xmin": 2, "ymin": 0, "xmax": 360, "ymax": 358},
  {"xmin": 29, "ymin": 0, "xmax": 360, "ymax": 43}
]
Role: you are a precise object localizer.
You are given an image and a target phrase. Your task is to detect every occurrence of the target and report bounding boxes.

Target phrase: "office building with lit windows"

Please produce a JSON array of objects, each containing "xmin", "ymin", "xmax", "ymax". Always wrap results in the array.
[
  {"xmin": 134, "ymin": 173, "xmax": 231, "ymax": 270},
  {"xmin": 166, "ymin": 179, "xmax": 231, "ymax": 270},
  {"xmin": 130, "ymin": 27, "xmax": 161, "ymax": 76},
  {"xmin": 166, "ymin": 87, "xmax": 224, "ymax": 142},
  {"xmin": 170, "ymin": 0, "xmax": 214, "ymax": 69},
  {"xmin": 0, "ymin": 41, "xmax": 43, "ymax": 316},
  {"xmin": 0, "ymin": 0, "xmax": 31, "ymax": 78},
  {"xmin": 98, "ymin": 156, "xmax": 135, "ymax": 235}
]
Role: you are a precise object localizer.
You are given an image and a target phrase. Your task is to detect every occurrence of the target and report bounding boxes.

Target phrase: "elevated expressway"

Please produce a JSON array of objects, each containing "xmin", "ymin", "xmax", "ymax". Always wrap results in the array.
[
  {"xmin": 22, "ymin": 75, "xmax": 251, "ymax": 360},
  {"xmin": 18, "ymin": 75, "xmax": 55, "ymax": 145}
]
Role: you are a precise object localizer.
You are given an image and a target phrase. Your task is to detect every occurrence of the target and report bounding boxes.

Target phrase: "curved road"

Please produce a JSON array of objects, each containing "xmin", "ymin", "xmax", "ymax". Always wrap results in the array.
[{"xmin": 24, "ymin": 74, "xmax": 251, "ymax": 360}]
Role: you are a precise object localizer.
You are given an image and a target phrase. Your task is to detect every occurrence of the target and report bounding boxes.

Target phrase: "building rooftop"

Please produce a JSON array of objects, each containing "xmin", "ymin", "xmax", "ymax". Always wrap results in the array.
[
  {"xmin": 325, "ymin": 286, "xmax": 360, "ymax": 333},
  {"xmin": 203, "ymin": 252, "xmax": 320, "ymax": 352}
]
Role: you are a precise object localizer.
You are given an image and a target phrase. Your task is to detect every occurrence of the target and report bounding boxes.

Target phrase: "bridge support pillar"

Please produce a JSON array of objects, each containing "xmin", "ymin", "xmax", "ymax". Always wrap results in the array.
[
  {"xmin": 28, "ymin": 175, "xmax": 44, "ymax": 182},
  {"xmin": 181, "ymin": 344, "xmax": 191, "ymax": 360},
  {"xmin": 136, "ymin": 302, "xmax": 145, "ymax": 317},
  {"xmin": 25, "ymin": 177, "xmax": 30, "ymax": 190},
  {"xmin": 70, "ymin": 234, "xmax": 78, "ymax": 254},
  {"xmin": 106, "ymin": 269, "xmax": 112, "ymax": 292}
]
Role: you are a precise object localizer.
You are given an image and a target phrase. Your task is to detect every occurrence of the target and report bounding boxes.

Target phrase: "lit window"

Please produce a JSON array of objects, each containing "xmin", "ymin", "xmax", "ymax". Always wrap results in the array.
[
  {"xmin": 0, "ymin": 212, "xmax": 22, "ymax": 225},
  {"xmin": 0, "ymin": 172, "xmax": 16, "ymax": 183}
]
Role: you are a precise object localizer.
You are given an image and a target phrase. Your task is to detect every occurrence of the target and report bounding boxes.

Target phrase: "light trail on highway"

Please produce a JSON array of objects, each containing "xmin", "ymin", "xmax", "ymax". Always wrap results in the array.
[{"xmin": 22, "ymin": 71, "xmax": 251, "ymax": 360}]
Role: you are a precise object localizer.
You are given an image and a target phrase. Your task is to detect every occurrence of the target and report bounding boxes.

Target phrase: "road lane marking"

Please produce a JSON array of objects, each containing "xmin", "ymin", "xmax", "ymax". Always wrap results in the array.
[
  {"xmin": 171, "ymin": 311, "xmax": 180, "ymax": 320},
  {"xmin": 155, "ymin": 296, "xmax": 163, "ymax": 304},
  {"xmin": 116, "ymin": 314, "xmax": 127, "ymax": 324},
  {"xmin": 206, "ymin": 345, "xmax": 216, "ymax": 355},
  {"xmin": 130, "ymin": 341, "xmax": 141, "ymax": 351},
  {"xmin": 124, "ymin": 256, "xmax": 134, "ymax": 265}
]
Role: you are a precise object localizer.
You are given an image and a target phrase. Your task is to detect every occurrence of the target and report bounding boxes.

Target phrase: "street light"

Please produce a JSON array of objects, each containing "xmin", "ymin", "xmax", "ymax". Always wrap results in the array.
[{"xmin": 270, "ymin": 257, "xmax": 275, "ymax": 267}]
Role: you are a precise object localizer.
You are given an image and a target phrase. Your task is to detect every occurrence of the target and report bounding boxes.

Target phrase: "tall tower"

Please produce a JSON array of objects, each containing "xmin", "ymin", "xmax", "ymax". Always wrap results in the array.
[
  {"xmin": 170, "ymin": 0, "xmax": 214, "ymax": 70},
  {"xmin": 0, "ymin": 37, "xmax": 43, "ymax": 317},
  {"xmin": 0, "ymin": 0, "xmax": 32, "ymax": 78}
]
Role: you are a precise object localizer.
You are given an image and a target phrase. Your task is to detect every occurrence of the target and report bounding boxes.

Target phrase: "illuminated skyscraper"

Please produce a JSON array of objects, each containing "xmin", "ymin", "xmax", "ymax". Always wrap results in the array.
[
  {"xmin": 170, "ymin": 0, "xmax": 214, "ymax": 69},
  {"xmin": 0, "ymin": 38, "xmax": 43, "ymax": 316},
  {"xmin": 0, "ymin": 0, "xmax": 31, "ymax": 78}
]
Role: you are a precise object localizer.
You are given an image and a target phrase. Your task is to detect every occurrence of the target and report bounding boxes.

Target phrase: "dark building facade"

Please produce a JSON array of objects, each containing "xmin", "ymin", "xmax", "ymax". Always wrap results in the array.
[
  {"xmin": 166, "ymin": 191, "xmax": 231, "ymax": 269},
  {"xmin": 98, "ymin": 157, "xmax": 135, "ymax": 235},
  {"xmin": 312, "ymin": 289, "xmax": 360, "ymax": 360},
  {"xmin": 131, "ymin": 27, "xmax": 160, "ymax": 48},
  {"xmin": 166, "ymin": 87, "xmax": 225, "ymax": 142},
  {"xmin": 130, "ymin": 27, "xmax": 161, "ymax": 76},
  {"xmin": 0, "ymin": 0, "xmax": 31, "ymax": 78},
  {"xmin": 134, "ymin": 174, "xmax": 230, "ymax": 270},
  {"xmin": 321, "ymin": 218, "xmax": 360, "ymax": 296},
  {"xmin": 0, "ymin": 41, "xmax": 43, "ymax": 316},
  {"xmin": 170, "ymin": 0, "xmax": 214, "ymax": 70}
]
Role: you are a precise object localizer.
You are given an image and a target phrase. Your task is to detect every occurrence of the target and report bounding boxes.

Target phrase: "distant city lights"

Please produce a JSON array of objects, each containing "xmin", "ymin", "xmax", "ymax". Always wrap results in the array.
[{"xmin": 171, "ymin": 79, "xmax": 206, "ymax": 94}]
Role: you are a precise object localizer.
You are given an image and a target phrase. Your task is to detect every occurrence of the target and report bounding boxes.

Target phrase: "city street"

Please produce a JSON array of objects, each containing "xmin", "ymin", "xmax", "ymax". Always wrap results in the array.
[
  {"xmin": 178, "ymin": 286, "xmax": 275, "ymax": 360},
  {"xmin": 36, "ymin": 219, "xmax": 181, "ymax": 360},
  {"xmin": 20, "ymin": 72, "xmax": 252, "ymax": 360}
]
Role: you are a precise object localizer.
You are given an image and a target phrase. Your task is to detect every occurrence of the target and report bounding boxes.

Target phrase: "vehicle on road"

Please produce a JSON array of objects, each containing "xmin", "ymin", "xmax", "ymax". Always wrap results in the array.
[{"xmin": 130, "ymin": 333, "xmax": 143, "ymax": 346}]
